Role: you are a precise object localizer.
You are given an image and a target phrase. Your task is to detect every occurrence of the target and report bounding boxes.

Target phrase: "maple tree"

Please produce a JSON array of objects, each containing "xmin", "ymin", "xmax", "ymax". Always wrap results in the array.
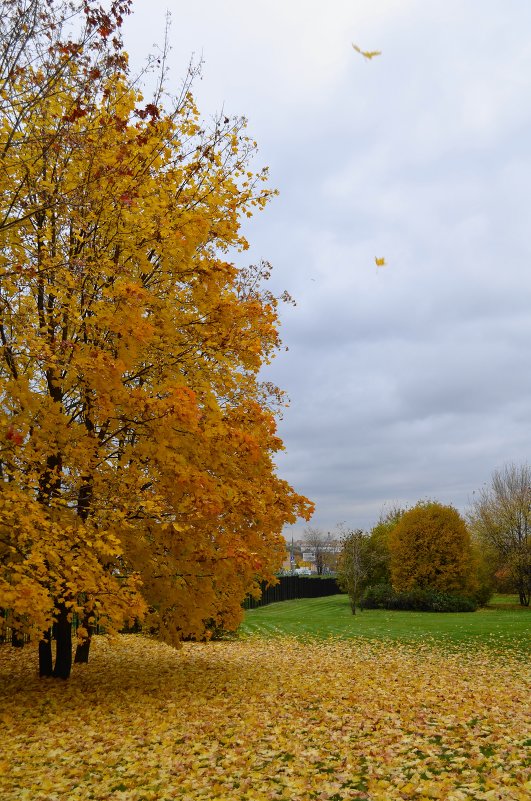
[
  {"xmin": 0, "ymin": 0, "xmax": 132, "ymax": 235},
  {"xmin": 0, "ymin": 0, "xmax": 312, "ymax": 678},
  {"xmin": 389, "ymin": 501, "xmax": 477, "ymax": 596}
]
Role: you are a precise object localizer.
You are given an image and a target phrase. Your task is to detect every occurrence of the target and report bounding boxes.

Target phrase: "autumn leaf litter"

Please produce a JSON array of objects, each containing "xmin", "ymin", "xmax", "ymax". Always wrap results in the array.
[{"xmin": 0, "ymin": 635, "xmax": 529, "ymax": 800}]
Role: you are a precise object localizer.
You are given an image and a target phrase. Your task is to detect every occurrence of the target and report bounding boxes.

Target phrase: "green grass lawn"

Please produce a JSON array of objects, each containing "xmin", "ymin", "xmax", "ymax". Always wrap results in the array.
[{"xmin": 239, "ymin": 593, "xmax": 530, "ymax": 650}]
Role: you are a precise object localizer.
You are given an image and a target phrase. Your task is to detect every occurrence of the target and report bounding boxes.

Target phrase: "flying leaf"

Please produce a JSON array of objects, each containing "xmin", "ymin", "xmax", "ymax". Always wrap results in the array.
[
  {"xmin": 352, "ymin": 43, "xmax": 382, "ymax": 60},
  {"xmin": 375, "ymin": 257, "xmax": 386, "ymax": 267}
]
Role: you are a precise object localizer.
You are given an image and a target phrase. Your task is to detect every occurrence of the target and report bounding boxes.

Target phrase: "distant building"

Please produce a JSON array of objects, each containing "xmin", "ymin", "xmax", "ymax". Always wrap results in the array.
[
  {"xmin": 298, "ymin": 532, "xmax": 341, "ymax": 574},
  {"xmin": 281, "ymin": 537, "xmax": 303, "ymax": 573}
]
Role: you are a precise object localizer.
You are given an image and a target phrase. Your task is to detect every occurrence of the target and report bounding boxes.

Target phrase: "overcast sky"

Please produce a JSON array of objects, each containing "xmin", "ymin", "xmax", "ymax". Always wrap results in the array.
[{"xmin": 124, "ymin": 0, "xmax": 531, "ymax": 537}]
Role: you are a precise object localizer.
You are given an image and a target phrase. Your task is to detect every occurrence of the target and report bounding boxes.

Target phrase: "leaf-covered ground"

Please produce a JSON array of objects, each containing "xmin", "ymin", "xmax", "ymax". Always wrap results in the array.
[{"xmin": 0, "ymin": 635, "xmax": 529, "ymax": 800}]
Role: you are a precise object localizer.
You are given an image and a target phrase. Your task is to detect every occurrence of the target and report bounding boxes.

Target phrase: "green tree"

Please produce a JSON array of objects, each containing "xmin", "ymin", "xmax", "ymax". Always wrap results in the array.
[
  {"xmin": 336, "ymin": 528, "xmax": 380, "ymax": 613},
  {"xmin": 389, "ymin": 501, "xmax": 477, "ymax": 596},
  {"xmin": 470, "ymin": 540, "xmax": 495, "ymax": 607},
  {"xmin": 365, "ymin": 505, "xmax": 406, "ymax": 587},
  {"xmin": 469, "ymin": 464, "xmax": 531, "ymax": 606}
]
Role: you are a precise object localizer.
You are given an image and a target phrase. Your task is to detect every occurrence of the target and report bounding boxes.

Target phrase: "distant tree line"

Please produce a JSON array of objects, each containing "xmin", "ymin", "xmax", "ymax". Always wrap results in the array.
[{"xmin": 334, "ymin": 462, "xmax": 531, "ymax": 613}]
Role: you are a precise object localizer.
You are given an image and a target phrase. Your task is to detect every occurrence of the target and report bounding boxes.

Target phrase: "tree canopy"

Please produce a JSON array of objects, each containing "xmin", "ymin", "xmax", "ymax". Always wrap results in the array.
[
  {"xmin": 389, "ymin": 501, "xmax": 477, "ymax": 596},
  {"xmin": 0, "ymin": 0, "xmax": 313, "ymax": 678}
]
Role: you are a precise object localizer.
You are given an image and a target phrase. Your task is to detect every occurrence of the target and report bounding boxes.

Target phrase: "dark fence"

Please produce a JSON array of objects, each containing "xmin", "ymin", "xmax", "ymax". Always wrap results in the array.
[{"xmin": 243, "ymin": 575, "xmax": 341, "ymax": 610}]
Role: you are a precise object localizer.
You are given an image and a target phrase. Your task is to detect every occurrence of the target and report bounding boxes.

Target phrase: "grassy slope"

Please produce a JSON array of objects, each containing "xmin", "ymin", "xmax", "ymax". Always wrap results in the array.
[{"xmin": 239, "ymin": 593, "xmax": 530, "ymax": 650}]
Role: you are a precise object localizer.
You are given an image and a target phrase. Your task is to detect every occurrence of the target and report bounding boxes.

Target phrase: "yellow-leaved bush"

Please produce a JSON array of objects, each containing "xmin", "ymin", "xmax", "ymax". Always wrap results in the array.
[{"xmin": 389, "ymin": 501, "xmax": 477, "ymax": 596}]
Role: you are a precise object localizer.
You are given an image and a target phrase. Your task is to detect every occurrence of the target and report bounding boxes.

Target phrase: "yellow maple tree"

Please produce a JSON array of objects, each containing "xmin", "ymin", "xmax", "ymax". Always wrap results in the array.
[
  {"xmin": 389, "ymin": 501, "xmax": 477, "ymax": 596},
  {"xmin": 0, "ymin": 0, "xmax": 313, "ymax": 678}
]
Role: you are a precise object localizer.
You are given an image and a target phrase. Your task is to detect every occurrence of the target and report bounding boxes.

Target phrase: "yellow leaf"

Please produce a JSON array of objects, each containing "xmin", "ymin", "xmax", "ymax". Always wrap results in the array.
[{"xmin": 352, "ymin": 43, "xmax": 382, "ymax": 60}]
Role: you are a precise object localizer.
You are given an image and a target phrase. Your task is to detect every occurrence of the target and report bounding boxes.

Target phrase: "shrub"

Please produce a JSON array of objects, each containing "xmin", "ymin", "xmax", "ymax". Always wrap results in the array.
[
  {"xmin": 361, "ymin": 584, "xmax": 477, "ymax": 612},
  {"xmin": 361, "ymin": 584, "xmax": 395, "ymax": 609}
]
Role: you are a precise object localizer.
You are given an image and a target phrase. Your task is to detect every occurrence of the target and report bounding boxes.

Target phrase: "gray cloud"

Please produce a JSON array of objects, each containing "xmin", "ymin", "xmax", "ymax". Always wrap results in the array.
[{"xmin": 125, "ymin": 0, "xmax": 531, "ymax": 534}]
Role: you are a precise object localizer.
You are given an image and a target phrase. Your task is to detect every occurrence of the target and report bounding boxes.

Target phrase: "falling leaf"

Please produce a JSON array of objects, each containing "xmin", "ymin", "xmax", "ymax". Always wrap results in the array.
[
  {"xmin": 375, "ymin": 257, "xmax": 386, "ymax": 267},
  {"xmin": 352, "ymin": 43, "xmax": 382, "ymax": 60}
]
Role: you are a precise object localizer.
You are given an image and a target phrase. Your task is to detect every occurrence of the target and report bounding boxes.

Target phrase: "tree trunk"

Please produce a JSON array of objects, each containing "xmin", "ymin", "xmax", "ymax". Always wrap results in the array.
[
  {"xmin": 74, "ymin": 638, "xmax": 91, "ymax": 663},
  {"xmin": 52, "ymin": 604, "xmax": 72, "ymax": 679},
  {"xmin": 39, "ymin": 629, "xmax": 53, "ymax": 677},
  {"xmin": 11, "ymin": 629, "xmax": 24, "ymax": 647},
  {"xmin": 74, "ymin": 616, "xmax": 93, "ymax": 663},
  {"xmin": 75, "ymin": 474, "xmax": 94, "ymax": 665}
]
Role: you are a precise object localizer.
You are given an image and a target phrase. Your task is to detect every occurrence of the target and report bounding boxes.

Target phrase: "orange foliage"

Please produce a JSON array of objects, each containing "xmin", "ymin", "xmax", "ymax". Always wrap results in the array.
[
  {"xmin": 389, "ymin": 502, "xmax": 477, "ymax": 595},
  {"xmin": 0, "ymin": 2, "xmax": 312, "ymax": 673}
]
